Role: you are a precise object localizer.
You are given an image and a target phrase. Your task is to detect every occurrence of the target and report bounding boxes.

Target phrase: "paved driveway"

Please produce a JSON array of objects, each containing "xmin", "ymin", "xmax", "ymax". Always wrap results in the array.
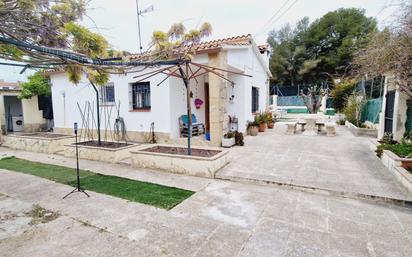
[
  {"xmin": 1, "ymin": 170, "xmax": 412, "ymax": 257},
  {"xmin": 218, "ymin": 123, "xmax": 412, "ymax": 201}
]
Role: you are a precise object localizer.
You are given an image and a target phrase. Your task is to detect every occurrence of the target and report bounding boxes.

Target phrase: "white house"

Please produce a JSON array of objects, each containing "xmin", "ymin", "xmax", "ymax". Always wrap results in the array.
[{"xmin": 49, "ymin": 35, "xmax": 271, "ymax": 146}]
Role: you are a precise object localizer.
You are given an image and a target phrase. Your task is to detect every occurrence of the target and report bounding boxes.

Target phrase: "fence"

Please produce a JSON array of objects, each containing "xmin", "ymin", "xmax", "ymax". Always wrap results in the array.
[
  {"xmin": 277, "ymin": 96, "xmax": 305, "ymax": 106},
  {"xmin": 361, "ymin": 98, "xmax": 382, "ymax": 124},
  {"xmin": 270, "ymin": 83, "xmax": 332, "ymax": 96},
  {"xmin": 276, "ymin": 95, "xmax": 333, "ymax": 107}
]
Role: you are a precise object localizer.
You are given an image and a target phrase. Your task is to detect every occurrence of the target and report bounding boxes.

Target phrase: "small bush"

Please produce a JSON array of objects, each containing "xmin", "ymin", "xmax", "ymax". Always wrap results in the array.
[
  {"xmin": 343, "ymin": 93, "xmax": 366, "ymax": 127},
  {"xmin": 377, "ymin": 143, "xmax": 412, "ymax": 158},
  {"xmin": 234, "ymin": 131, "xmax": 244, "ymax": 146},
  {"xmin": 330, "ymin": 79, "xmax": 357, "ymax": 112}
]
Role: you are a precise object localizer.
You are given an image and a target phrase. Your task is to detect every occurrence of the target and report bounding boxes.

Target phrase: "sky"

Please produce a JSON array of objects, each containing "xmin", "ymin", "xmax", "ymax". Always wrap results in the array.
[{"xmin": 0, "ymin": 0, "xmax": 399, "ymax": 82}]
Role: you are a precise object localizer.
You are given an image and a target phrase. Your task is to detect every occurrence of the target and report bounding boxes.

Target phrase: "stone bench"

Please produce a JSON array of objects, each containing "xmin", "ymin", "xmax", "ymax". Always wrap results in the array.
[
  {"xmin": 325, "ymin": 122, "xmax": 336, "ymax": 137},
  {"xmin": 285, "ymin": 122, "xmax": 297, "ymax": 135}
]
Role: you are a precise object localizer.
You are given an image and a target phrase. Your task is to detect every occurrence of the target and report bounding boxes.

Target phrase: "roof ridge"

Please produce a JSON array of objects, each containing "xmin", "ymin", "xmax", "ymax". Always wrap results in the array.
[{"xmin": 128, "ymin": 34, "xmax": 254, "ymax": 60}]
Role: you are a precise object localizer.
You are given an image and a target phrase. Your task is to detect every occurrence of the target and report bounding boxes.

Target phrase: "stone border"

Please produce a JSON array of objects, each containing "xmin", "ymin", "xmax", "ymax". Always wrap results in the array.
[
  {"xmin": 345, "ymin": 121, "xmax": 377, "ymax": 137},
  {"xmin": 64, "ymin": 142, "xmax": 139, "ymax": 164},
  {"xmin": 130, "ymin": 144, "xmax": 231, "ymax": 178},
  {"xmin": 2, "ymin": 133, "xmax": 75, "ymax": 154},
  {"xmin": 381, "ymin": 150, "xmax": 412, "ymax": 194}
]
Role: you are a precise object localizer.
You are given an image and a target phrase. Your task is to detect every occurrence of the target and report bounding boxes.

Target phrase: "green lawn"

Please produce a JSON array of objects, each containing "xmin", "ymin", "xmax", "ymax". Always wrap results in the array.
[{"xmin": 0, "ymin": 157, "xmax": 194, "ymax": 210}]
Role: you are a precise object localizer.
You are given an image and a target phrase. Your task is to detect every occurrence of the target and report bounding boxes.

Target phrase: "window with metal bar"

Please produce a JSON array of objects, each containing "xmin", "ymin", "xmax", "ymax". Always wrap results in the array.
[
  {"xmin": 131, "ymin": 82, "xmax": 151, "ymax": 110},
  {"xmin": 100, "ymin": 82, "xmax": 115, "ymax": 104},
  {"xmin": 252, "ymin": 87, "xmax": 259, "ymax": 113}
]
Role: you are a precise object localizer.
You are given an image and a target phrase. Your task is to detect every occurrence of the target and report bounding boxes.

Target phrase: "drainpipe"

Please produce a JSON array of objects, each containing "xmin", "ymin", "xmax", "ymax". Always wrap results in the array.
[{"xmin": 90, "ymin": 81, "xmax": 102, "ymax": 145}]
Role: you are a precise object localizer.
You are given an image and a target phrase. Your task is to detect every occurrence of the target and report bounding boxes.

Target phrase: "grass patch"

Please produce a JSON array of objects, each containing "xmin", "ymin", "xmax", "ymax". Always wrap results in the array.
[{"xmin": 0, "ymin": 157, "xmax": 194, "ymax": 210}]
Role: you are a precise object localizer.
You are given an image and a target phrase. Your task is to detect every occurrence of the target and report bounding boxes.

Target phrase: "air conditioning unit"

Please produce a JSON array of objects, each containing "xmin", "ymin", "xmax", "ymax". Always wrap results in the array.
[{"xmin": 12, "ymin": 116, "xmax": 24, "ymax": 132}]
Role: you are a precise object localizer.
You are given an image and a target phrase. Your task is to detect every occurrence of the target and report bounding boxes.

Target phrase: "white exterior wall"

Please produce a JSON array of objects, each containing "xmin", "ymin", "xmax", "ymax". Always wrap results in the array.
[
  {"xmin": 50, "ymin": 69, "xmax": 172, "ymax": 135},
  {"xmin": 227, "ymin": 47, "xmax": 269, "ymax": 132}
]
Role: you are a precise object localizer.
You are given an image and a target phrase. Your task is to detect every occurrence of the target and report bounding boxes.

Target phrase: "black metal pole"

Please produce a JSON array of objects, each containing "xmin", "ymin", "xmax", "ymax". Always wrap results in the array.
[
  {"xmin": 75, "ymin": 129, "xmax": 80, "ymax": 190},
  {"xmin": 178, "ymin": 64, "xmax": 192, "ymax": 155},
  {"xmin": 62, "ymin": 122, "xmax": 89, "ymax": 199},
  {"xmin": 90, "ymin": 81, "xmax": 102, "ymax": 145}
]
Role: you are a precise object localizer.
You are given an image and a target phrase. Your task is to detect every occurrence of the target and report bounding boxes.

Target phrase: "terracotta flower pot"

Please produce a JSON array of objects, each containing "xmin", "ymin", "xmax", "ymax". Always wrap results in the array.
[
  {"xmin": 248, "ymin": 126, "xmax": 258, "ymax": 136},
  {"xmin": 258, "ymin": 123, "xmax": 266, "ymax": 132},
  {"xmin": 267, "ymin": 122, "xmax": 274, "ymax": 129}
]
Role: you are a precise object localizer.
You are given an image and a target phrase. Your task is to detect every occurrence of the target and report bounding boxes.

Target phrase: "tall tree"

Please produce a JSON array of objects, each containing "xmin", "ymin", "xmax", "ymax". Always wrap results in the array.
[
  {"xmin": 268, "ymin": 8, "xmax": 377, "ymax": 85},
  {"xmin": 304, "ymin": 8, "xmax": 377, "ymax": 80},
  {"xmin": 268, "ymin": 17, "xmax": 316, "ymax": 86}
]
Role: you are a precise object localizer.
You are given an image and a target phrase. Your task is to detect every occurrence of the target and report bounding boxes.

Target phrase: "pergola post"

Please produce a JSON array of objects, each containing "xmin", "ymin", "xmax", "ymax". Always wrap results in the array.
[
  {"xmin": 178, "ymin": 64, "xmax": 192, "ymax": 155},
  {"xmin": 90, "ymin": 81, "xmax": 102, "ymax": 145}
]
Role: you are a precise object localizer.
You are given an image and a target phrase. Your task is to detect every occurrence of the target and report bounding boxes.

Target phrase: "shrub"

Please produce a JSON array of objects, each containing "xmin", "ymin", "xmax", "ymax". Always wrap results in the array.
[
  {"xmin": 330, "ymin": 79, "xmax": 357, "ymax": 112},
  {"xmin": 224, "ymin": 131, "xmax": 235, "ymax": 139},
  {"xmin": 343, "ymin": 93, "xmax": 366, "ymax": 127},
  {"xmin": 377, "ymin": 143, "xmax": 412, "ymax": 158},
  {"xmin": 234, "ymin": 131, "xmax": 244, "ymax": 146}
]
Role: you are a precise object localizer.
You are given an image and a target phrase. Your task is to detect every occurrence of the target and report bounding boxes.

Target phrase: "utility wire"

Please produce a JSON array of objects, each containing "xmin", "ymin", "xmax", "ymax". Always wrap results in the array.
[
  {"xmin": 255, "ymin": 0, "xmax": 291, "ymax": 37},
  {"xmin": 268, "ymin": 0, "xmax": 299, "ymax": 29},
  {"xmin": 255, "ymin": 0, "xmax": 299, "ymax": 37},
  {"xmin": 266, "ymin": 0, "xmax": 291, "ymax": 26}
]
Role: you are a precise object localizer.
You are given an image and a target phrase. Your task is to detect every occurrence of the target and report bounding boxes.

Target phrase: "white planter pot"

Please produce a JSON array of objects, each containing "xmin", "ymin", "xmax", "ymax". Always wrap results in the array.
[{"xmin": 222, "ymin": 137, "xmax": 235, "ymax": 148}]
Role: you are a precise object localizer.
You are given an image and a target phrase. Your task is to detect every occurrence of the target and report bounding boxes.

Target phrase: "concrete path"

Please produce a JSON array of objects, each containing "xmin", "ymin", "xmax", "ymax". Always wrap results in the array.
[
  {"xmin": 218, "ymin": 123, "xmax": 412, "ymax": 201},
  {"xmin": 1, "ymin": 170, "xmax": 412, "ymax": 257}
]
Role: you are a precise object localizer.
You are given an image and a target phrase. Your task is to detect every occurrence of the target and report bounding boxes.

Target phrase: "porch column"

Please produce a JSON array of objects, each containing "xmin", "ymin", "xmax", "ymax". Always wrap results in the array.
[{"xmin": 208, "ymin": 52, "xmax": 229, "ymax": 146}]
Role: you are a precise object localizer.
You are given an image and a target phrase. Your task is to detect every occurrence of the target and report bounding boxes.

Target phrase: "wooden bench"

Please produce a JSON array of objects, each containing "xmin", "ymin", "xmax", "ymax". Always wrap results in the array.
[
  {"xmin": 285, "ymin": 122, "xmax": 297, "ymax": 135},
  {"xmin": 325, "ymin": 122, "xmax": 336, "ymax": 137}
]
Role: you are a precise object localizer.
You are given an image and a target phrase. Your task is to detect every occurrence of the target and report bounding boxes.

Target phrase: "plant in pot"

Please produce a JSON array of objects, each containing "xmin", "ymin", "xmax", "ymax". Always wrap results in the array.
[
  {"xmin": 247, "ymin": 121, "xmax": 259, "ymax": 136},
  {"xmin": 234, "ymin": 131, "xmax": 244, "ymax": 146},
  {"xmin": 222, "ymin": 131, "xmax": 236, "ymax": 148},
  {"xmin": 265, "ymin": 111, "xmax": 275, "ymax": 129},
  {"xmin": 256, "ymin": 112, "xmax": 266, "ymax": 132}
]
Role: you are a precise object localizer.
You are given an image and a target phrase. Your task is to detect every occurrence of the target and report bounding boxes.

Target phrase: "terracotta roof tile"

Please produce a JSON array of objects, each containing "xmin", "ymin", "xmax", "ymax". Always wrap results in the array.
[{"xmin": 128, "ymin": 34, "xmax": 254, "ymax": 61}]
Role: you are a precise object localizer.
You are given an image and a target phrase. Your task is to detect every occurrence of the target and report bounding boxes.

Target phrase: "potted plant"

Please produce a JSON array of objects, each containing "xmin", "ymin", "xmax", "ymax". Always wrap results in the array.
[
  {"xmin": 265, "ymin": 111, "xmax": 275, "ymax": 129},
  {"xmin": 222, "ymin": 131, "xmax": 236, "ymax": 147},
  {"xmin": 247, "ymin": 121, "xmax": 259, "ymax": 136},
  {"xmin": 234, "ymin": 131, "xmax": 244, "ymax": 146},
  {"xmin": 256, "ymin": 112, "xmax": 266, "ymax": 132}
]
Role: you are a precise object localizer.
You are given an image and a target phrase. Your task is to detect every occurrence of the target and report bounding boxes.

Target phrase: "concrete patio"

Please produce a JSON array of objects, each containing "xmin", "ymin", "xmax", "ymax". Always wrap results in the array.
[
  {"xmin": 1, "ymin": 169, "xmax": 411, "ymax": 257},
  {"xmin": 218, "ymin": 122, "xmax": 412, "ymax": 201},
  {"xmin": 1, "ymin": 123, "xmax": 412, "ymax": 256}
]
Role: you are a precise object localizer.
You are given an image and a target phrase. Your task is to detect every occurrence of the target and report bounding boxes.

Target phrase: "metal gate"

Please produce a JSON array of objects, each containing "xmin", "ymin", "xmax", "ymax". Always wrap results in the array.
[{"xmin": 384, "ymin": 90, "xmax": 395, "ymax": 133}]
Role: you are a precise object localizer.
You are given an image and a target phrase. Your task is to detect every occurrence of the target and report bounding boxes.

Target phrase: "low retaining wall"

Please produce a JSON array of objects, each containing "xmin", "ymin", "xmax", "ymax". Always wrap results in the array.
[
  {"xmin": 64, "ymin": 143, "xmax": 139, "ymax": 164},
  {"xmin": 3, "ymin": 133, "xmax": 75, "ymax": 154},
  {"xmin": 130, "ymin": 144, "xmax": 231, "ymax": 178},
  {"xmin": 346, "ymin": 121, "xmax": 377, "ymax": 138},
  {"xmin": 381, "ymin": 150, "xmax": 412, "ymax": 193}
]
